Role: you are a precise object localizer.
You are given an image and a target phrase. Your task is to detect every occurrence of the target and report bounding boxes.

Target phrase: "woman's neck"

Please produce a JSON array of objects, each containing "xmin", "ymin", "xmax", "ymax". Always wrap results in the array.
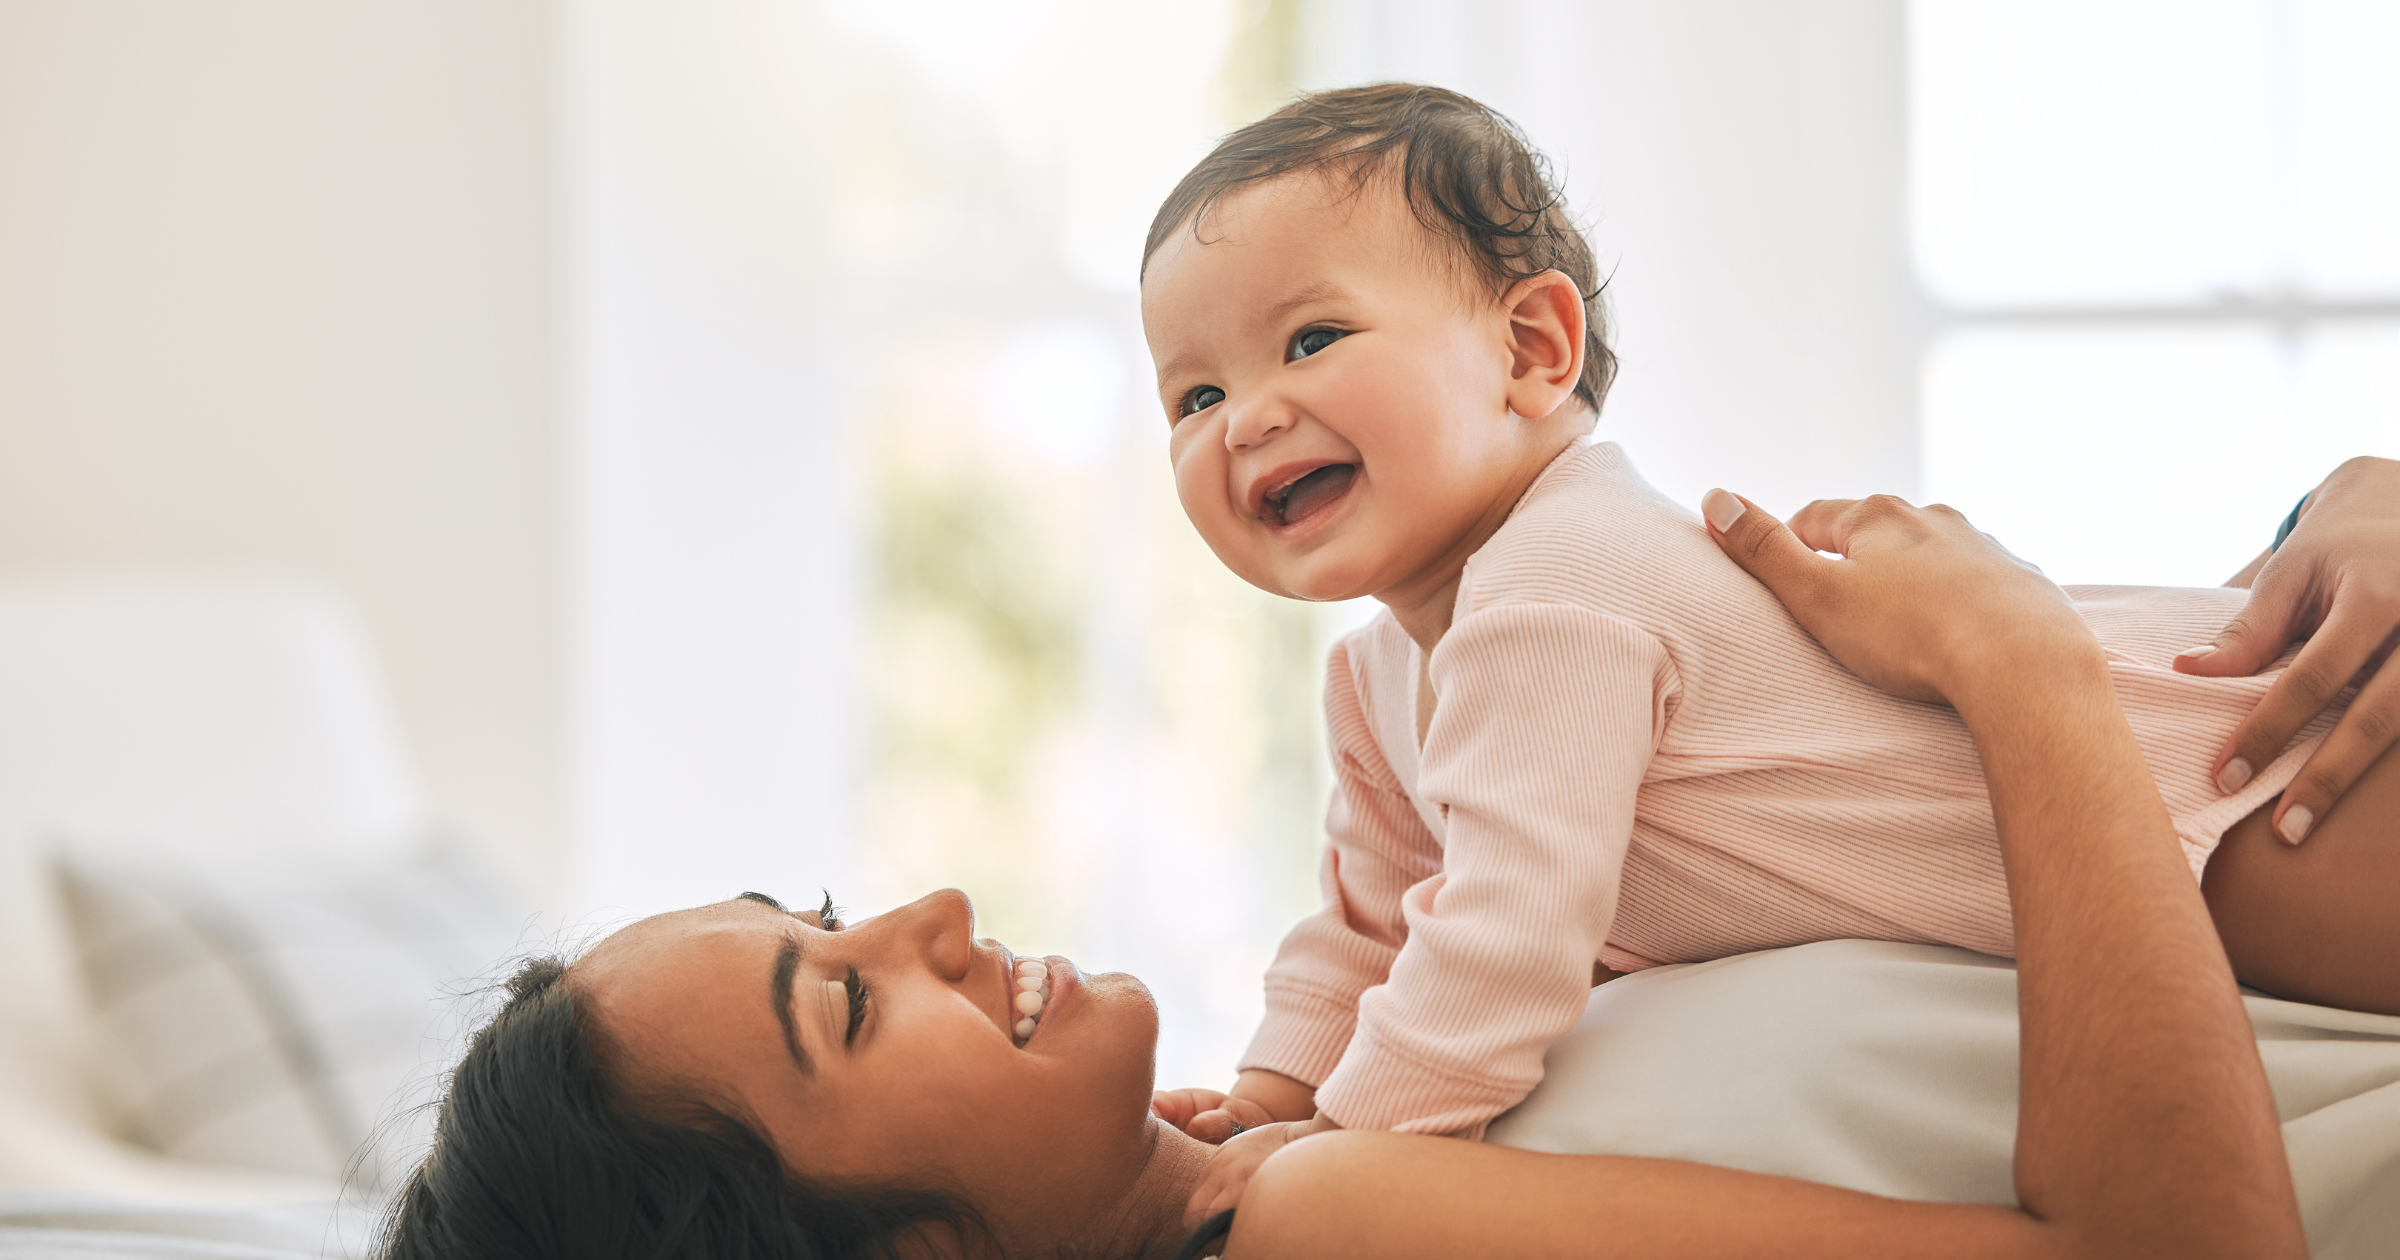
[{"xmin": 1061, "ymin": 1119, "xmax": 1215, "ymax": 1259}]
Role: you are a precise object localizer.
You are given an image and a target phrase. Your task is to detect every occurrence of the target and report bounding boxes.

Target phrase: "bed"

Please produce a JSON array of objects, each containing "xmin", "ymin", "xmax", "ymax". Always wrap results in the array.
[{"xmin": 3, "ymin": 580, "xmax": 2394, "ymax": 1258}]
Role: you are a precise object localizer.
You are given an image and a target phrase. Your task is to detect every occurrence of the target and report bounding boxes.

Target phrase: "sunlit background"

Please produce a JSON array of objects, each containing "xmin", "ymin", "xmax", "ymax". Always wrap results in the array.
[{"xmin": 0, "ymin": 0, "xmax": 2394, "ymax": 1197}]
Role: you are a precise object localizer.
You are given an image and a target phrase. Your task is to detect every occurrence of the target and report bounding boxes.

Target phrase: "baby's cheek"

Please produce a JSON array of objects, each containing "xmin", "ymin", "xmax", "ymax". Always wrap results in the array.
[{"xmin": 1169, "ymin": 442, "xmax": 1231, "ymax": 522}]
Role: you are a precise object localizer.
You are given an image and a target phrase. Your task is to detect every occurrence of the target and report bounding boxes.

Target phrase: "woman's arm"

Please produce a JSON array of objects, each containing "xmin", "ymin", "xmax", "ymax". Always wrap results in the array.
[{"xmin": 1224, "ymin": 495, "xmax": 2302, "ymax": 1260}]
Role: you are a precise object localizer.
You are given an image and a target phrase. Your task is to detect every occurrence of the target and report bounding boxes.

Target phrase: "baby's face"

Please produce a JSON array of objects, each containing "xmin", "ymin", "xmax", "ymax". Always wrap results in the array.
[{"xmin": 1142, "ymin": 173, "xmax": 1553, "ymax": 604}]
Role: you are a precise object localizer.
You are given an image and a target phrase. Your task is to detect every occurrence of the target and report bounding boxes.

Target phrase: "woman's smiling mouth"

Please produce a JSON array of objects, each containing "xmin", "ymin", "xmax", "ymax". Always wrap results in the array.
[{"xmin": 1010, "ymin": 956, "xmax": 1052, "ymax": 1047}]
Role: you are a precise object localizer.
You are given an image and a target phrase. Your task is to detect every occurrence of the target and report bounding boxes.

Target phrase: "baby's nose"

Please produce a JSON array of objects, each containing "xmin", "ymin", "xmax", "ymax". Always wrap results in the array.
[{"xmin": 1224, "ymin": 396, "xmax": 1293, "ymax": 449}]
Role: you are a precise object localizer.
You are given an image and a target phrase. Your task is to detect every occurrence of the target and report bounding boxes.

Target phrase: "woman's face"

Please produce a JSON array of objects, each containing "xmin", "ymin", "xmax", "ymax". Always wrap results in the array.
[{"xmin": 574, "ymin": 889, "xmax": 1173, "ymax": 1252}]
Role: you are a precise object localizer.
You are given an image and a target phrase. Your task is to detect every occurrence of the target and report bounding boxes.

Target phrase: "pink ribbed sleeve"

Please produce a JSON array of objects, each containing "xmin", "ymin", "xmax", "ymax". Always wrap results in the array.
[
  {"xmin": 1318, "ymin": 605, "xmax": 1674, "ymax": 1137},
  {"xmin": 1236, "ymin": 639, "xmax": 1444, "ymax": 1090}
]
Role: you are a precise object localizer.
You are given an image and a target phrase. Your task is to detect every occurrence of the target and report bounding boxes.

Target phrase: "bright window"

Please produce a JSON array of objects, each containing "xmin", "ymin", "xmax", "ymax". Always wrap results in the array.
[{"xmin": 1912, "ymin": 0, "xmax": 2400, "ymax": 586}]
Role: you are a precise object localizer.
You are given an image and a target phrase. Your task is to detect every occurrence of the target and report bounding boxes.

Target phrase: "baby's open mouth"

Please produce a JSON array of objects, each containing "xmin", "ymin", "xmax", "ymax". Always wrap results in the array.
[{"xmin": 1263, "ymin": 463, "xmax": 1356, "ymax": 527}]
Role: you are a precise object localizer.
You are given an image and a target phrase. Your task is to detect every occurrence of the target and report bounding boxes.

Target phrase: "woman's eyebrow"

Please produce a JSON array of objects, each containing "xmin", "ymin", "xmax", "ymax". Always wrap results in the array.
[{"xmin": 770, "ymin": 935, "xmax": 811, "ymax": 1075}]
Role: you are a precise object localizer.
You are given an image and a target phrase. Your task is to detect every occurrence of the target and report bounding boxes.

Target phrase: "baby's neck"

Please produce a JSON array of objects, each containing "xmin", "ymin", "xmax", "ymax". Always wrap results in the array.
[
  {"xmin": 1378, "ymin": 431, "xmax": 1589, "ymax": 657},
  {"xmin": 1384, "ymin": 571, "xmax": 1465, "ymax": 657}
]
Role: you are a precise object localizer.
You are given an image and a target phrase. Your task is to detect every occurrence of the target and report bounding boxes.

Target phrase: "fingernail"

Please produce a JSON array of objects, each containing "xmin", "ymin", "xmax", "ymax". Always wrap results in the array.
[
  {"xmin": 2278, "ymin": 804, "xmax": 2314, "ymax": 845},
  {"xmin": 1703, "ymin": 488, "xmax": 1744, "ymax": 533},
  {"xmin": 2216, "ymin": 757, "xmax": 2252, "ymax": 795},
  {"xmin": 2176, "ymin": 644, "xmax": 2216, "ymax": 662}
]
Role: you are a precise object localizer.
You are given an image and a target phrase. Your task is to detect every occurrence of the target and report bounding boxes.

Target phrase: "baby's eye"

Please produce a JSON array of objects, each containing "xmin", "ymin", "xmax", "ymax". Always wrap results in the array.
[
  {"xmin": 1290, "ymin": 327, "xmax": 1345, "ymax": 359},
  {"xmin": 1181, "ymin": 385, "xmax": 1226, "ymax": 416}
]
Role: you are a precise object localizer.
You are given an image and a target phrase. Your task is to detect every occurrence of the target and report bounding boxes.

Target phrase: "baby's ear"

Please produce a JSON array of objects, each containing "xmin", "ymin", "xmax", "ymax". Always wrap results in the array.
[{"xmin": 1501, "ymin": 270, "xmax": 1585, "ymax": 420}]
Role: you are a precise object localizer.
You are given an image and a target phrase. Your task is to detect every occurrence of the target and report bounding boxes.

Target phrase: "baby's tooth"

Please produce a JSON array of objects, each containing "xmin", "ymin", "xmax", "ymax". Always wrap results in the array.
[
  {"xmin": 1015, "ymin": 990, "xmax": 1044, "ymax": 1017},
  {"xmin": 1014, "ymin": 1017, "xmax": 1036, "ymax": 1040}
]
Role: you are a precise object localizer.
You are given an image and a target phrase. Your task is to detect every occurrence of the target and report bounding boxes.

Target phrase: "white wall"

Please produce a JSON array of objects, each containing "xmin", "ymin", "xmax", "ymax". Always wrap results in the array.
[
  {"xmin": 0, "ymin": 0, "xmax": 1918, "ymax": 920},
  {"xmin": 564, "ymin": 0, "xmax": 868, "ymax": 916},
  {"xmin": 0, "ymin": 1, "xmax": 563, "ymax": 896},
  {"xmin": 1302, "ymin": 0, "xmax": 1920, "ymax": 515}
]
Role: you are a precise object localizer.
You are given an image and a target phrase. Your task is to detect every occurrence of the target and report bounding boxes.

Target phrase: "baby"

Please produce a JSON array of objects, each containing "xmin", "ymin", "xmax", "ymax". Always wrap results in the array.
[{"xmin": 1137, "ymin": 83, "xmax": 2399, "ymax": 1203}]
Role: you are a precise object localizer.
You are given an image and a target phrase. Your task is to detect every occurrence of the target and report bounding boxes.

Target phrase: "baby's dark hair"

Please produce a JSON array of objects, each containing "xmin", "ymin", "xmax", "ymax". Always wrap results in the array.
[
  {"xmin": 377, "ymin": 956, "xmax": 984, "ymax": 1260},
  {"xmin": 1143, "ymin": 82, "xmax": 1617, "ymax": 415}
]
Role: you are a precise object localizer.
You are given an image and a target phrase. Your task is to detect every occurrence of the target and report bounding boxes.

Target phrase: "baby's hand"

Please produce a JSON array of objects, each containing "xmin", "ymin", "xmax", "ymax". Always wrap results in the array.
[
  {"xmin": 1151, "ymin": 1087, "xmax": 1278, "ymax": 1144},
  {"xmin": 1181, "ymin": 1119, "xmax": 1319, "ymax": 1230}
]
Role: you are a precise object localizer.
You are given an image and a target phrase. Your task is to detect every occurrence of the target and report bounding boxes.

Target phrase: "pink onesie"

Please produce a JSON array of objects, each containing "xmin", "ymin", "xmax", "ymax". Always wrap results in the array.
[{"xmin": 1238, "ymin": 441, "xmax": 2337, "ymax": 1139}]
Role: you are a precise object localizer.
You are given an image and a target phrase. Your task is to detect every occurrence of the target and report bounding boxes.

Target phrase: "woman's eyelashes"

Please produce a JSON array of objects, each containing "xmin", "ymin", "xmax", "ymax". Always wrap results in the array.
[
  {"xmin": 842, "ymin": 965, "xmax": 870, "ymax": 1047},
  {"xmin": 734, "ymin": 889, "xmax": 850, "ymax": 931}
]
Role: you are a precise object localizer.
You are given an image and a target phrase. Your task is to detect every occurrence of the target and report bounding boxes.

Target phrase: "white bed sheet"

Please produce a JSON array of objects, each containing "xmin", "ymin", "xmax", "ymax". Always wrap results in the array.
[
  {"xmin": 11, "ymin": 941, "xmax": 2394, "ymax": 1257},
  {"xmin": 1488, "ymin": 939, "xmax": 2400, "ymax": 1259},
  {"xmin": 0, "ymin": 1195, "xmax": 369, "ymax": 1260}
]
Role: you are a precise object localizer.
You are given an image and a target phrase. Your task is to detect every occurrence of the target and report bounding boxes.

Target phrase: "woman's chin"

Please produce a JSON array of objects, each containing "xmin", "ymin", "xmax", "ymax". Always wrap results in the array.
[
  {"xmin": 1080, "ymin": 969, "xmax": 1160, "ymax": 1030},
  {"xmin": 1068, "ymin": 970, "xmax": 1163, "ymax": 1086}
]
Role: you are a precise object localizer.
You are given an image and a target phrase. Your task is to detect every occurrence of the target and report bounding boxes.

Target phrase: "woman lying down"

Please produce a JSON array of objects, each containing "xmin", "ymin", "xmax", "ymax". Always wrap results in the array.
[{"xmin": 371, "ymin": 493, "xmax": 2400, "ymax": 1260}]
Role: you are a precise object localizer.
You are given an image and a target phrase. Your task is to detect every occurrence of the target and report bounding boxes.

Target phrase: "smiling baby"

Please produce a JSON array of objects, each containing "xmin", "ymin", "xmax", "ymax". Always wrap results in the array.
[{"xmin": 1134, "ymin": 82, "xmax": 2399, "ymax": 1221}]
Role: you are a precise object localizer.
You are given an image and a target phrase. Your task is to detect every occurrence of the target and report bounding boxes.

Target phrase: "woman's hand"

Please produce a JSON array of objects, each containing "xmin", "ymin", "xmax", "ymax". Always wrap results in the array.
[
  {"xmin": 2174, "ymin": 456, "xmax": 2400, "ymax": 844},
  {"xmin": 1699, "ymin": 490, "xmax": 2097, "ymax": 710}
]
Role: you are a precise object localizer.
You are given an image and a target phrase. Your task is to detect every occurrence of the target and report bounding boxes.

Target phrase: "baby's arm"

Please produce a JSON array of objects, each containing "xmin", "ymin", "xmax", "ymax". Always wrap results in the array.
[
  {"xmin": 1156, "ymin": 639, "xmax": 1443, "ymax": 1139},
  {"xmin": 1313, "ymin": 604, "xmax": 1670, "ymax": 1137},
  {"xmin": 1179, "ymin": 612, "xmax": 1667, "ymax": 1224}
]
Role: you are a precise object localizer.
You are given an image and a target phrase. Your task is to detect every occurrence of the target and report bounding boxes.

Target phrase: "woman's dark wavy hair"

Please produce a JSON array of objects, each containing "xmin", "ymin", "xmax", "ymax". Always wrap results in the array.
[
  {"xmin": 1142, "ymin": 82, "xmax": 1618, "ymax": 415},
  {"xmin": 377, "ymin": 956, "xmax": 985, "ymax": 1260}
]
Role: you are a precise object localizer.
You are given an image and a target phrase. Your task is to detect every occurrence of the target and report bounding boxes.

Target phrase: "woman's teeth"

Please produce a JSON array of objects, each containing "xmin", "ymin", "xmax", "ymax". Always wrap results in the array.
[{"xmin": 1012, "ymin": 958, "xmax": 1051, "ymax": 1046}]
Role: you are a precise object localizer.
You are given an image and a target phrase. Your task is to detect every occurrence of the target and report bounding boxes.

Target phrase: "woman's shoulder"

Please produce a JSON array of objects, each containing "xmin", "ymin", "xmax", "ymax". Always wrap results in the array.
[
  {"xmin": 1223, "ymin": 1131, "xmax": 1428, "ymax": 1259},
  {"xmin": 1224, "ymin": 1131, "xmax": 1612, "ymax": 1260}
]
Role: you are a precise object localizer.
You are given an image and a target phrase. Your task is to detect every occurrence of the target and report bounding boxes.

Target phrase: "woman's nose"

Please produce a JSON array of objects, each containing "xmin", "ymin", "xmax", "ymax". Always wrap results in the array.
[{"xmin": 885, "ymin": 888, "xmax": 975, "ymax": 981}]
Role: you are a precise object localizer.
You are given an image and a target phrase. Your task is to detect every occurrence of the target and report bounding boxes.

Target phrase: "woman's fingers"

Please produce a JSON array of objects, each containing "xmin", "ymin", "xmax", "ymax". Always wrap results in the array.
[
  {"xmin": 1705, "ymin": 488, "xmax": 2092, "ymax": 709},
  {"xmin": 1701, "ymin": 489, "xmax": 1835, "ymax": 612},
  {"xmin": 2270, "ymin": 660, "xmax": 2400, "ymax": 844},
  {"xmin": 2180, "ymin": 456, "xmax": 2400, "ymax": 826},
  {"xmin": 2174, "ymin": 552, "xmax": 2317, "ymax": 681},
  {"xmin": 2232, "ymin": 605, "xmax": 2400, "ymax": 842},
  {"xmin": 2203, "ymin": 593, "xmax": 2386, "ymax": 786},
  {"xmin": 1783, "ymin": 497, "xmax": 1865, "ymax": 556}
]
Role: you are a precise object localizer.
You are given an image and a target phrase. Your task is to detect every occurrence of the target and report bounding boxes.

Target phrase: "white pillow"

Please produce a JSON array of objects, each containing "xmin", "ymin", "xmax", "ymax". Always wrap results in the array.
[{"xmin": 49, "ymin": 841, "xmax": 525, "ymax": 1191}]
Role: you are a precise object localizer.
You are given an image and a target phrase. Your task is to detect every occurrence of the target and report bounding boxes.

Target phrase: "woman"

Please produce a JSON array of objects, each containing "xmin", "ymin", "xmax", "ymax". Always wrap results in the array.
[{"xmin": 379, "ymin": 471, "xmax": 2400, "ymax": 1260}]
